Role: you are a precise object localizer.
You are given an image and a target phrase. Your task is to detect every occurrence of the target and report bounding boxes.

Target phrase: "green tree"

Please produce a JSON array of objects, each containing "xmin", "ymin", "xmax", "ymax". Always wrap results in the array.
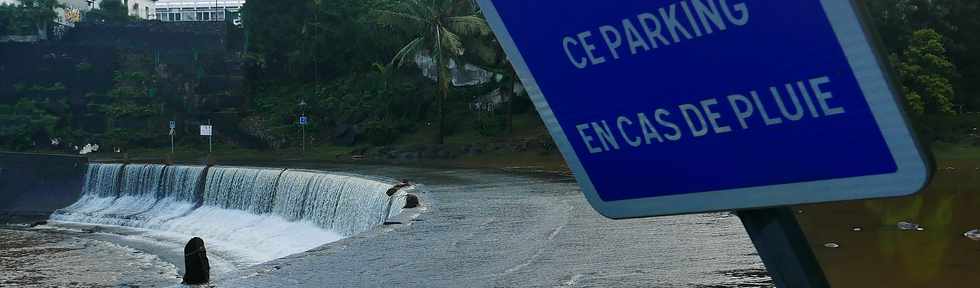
[
  {"xmin": 934, "ymin": 0, "xmax": 980, "ymax": 109},
  {"xmin": 462, "ymin": 29, "xmax": 524, "ymax": 133},
  {"xmin": 85, "ymin": 0, "xmax": 130, "ymax": 23},
  {"xmin": 90, "ymin": 53, "xmax": 166, "ymax": 149},
  {"xmin": 0, "ymin": 4, "xmax": 13, "ymax": 35},
  {"xmin": 16, "ymin": 0, "xmax": 63, "ymax": 40},
  {"xmin": 865, "ymin": 0, "xmax": 980, "ymax": 110},
  {"xmin": 892, "ymin": 29, "xmax": 957, "ymax": 116},
  {"xmin": 377, "ymin": 0, "xmax": 490, "ymax": 144},
  {"xmin": 0, "ymin": 99, "xmax": 59, "ymax": 150}
]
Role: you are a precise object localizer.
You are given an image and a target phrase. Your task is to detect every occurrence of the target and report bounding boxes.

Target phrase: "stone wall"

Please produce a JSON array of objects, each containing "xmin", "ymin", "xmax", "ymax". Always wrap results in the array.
[{"xmin": 0, "ymin": 152, "xmax": 87, "ymax": 222}]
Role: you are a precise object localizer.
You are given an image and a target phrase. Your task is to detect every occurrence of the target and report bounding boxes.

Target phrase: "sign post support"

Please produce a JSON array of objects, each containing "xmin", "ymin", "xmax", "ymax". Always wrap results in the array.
[
  {"xmin": 737, "ymin": 208, "xmax": 830, "ymax": 288},
  {"xmin": 200, "ymin": 121, "xmax": 213, "ymax": 154},
  {"xmin": 169, "ymin": 120, "xmax": 176, "ymax": 154},
  {"xmin": 299, "ymin": 115, "xmax": 308, "ymax": 153}
]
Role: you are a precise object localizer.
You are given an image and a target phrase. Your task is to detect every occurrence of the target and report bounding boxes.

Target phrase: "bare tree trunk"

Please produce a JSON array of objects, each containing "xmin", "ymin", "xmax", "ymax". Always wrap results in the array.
[
  {"xmin": 438, "ymin": 78, "xmax": 448, "ymax": 145},
  {"xmin": 436, "ymin": 56, "xmax": 449, "ymax": 145},
  {"xmin": 438, "ymin": 86, "xmax": 446, "ymax": 144},
  {"xmin": 37, "ymin": 23, "xmax": 48, "ymax": 41},
  {"xmin": 505, "ymin": 69, "xmax": 516, "ymax": 133}
]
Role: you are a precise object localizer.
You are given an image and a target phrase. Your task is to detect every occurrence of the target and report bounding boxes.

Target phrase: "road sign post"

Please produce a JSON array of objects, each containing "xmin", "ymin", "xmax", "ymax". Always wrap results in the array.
[
  {"xmin": 737, "ymin": 207, "xmax": 830, "ymax": 288},
  {"xmin": 200, "ymin": 121, "xmax": 213, "ymax": 154},
  {"xmin": 169, "ymin": 120, "xmax": 176, "ymax": 154},
  {"xmin": 299, "ymin": 115, "xmax": 308, "ymax": 153},
  {"xmin": 479, "ymin": 0, "xmax": 932, "ymax": 286}
]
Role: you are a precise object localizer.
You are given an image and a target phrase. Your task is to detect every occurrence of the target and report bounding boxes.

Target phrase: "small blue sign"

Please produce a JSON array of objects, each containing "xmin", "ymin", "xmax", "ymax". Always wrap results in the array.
[
  {"xmin": 169, "ymin": 121, "xmax": 176, "ymax": 129},
  {"xmin": 299, "ymin": 116, "xmax": 308, "ymax": 125},
  {"xmin": 480, "ymin": 0, "xmax": 930, "ymax": 218}
]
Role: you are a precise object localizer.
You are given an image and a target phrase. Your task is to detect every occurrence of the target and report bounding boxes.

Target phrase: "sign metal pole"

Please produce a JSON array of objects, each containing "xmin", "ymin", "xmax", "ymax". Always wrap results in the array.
[
  {"xmin": 301, "ymin": 115, "xmax": 306, "ymax": 154},
  {"xmin": 208, "ymin": 119, "xmax": 213, "ymax": 154},
  {"xmin": 169, "ymin": 120, "xmax": 175, "ymax": 154},
  {"xmin": 737, "ymin": 207, "xmax": 830, "ymax": 288}
]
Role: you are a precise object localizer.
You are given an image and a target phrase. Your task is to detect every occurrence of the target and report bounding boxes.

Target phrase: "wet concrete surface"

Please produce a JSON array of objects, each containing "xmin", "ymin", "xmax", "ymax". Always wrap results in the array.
[
  {"xmin": 217, "ymin": 165, "xmax": 769, "ymax": 288},
  {"xmin": 0, "ymin": 227, "xmax": 179, "ymax": 287}
]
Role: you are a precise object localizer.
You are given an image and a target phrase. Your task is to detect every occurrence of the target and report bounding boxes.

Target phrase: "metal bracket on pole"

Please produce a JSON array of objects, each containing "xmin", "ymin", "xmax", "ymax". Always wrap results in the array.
[{"xmin": 736, "ymin": 207, "xmax": 830, "ymax": 288}]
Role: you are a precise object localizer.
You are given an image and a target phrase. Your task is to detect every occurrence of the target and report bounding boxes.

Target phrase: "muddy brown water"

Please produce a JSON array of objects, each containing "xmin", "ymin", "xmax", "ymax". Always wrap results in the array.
[{"xmin": 798, "ymin": 159, "xmax": 980, "ymax": 288}]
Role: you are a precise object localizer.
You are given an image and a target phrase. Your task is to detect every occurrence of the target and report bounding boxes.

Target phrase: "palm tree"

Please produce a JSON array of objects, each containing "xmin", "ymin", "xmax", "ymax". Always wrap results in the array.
[
  {"xmin": 464, "ymin": 33, "xmax": 521, "ymax": 133},
  {"xmin": 377, "ymin": 0, "xmax": 490, "ymax": 144}
]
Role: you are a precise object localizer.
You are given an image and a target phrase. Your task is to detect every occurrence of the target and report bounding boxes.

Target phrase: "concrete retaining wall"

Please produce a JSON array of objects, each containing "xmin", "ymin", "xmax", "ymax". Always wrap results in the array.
[{"xmin": 0, "ymin": 152, "xmax": 87, "ymax": 222}]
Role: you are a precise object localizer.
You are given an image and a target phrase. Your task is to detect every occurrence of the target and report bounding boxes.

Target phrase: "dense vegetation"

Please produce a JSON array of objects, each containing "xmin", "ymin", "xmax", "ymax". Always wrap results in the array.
[
  {"xmin": 240, "ymin": 0, "xmax": 511, "ymax": 148},
  {"xmin": 2, "ymin": 0, "xmax": 980, "ymax": 155}
]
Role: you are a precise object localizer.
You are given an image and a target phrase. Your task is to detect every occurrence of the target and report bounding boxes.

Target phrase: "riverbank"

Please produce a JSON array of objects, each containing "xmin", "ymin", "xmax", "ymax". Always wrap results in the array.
[{"xmin": 11, "ymin": 113, "xmax": 570, "ymax": 175}]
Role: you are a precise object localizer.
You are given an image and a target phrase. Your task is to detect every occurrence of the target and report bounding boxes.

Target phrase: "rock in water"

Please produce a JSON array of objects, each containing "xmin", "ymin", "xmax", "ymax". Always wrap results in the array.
[
  {"xmin": 897, "ymin": 221, "xmax": 921, "ymax": 231},
  {"xmin": 182, "ymin": 237, "xmax": 210, "ymax": 285},
  {"xmin": 405, "ymin": 194, "xmax": 420, "ymax": 208},
  {"xmin": 966, "ymin": 229, "xmax": 980, "ymax": 241},
  {"xmin": 387, "ymin": 180, "xmax": 412, "ymax": 196}
]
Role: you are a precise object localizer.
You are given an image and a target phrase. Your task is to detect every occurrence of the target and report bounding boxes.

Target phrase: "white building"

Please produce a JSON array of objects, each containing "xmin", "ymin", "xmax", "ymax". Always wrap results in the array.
[
  {"xmin": 57, "ymin": 1, "xmax": 158, "ymax": 20},
  {"xmin": 154, "ymin": 0, "xmax": 245, "ymax": 22},
  {"xmin": 2, "ymin": 0, "xmax": 159, "ymax": 20},
  {"xmin": 126, "ymin": 0, "xmax": 157, "ymax": 19}
]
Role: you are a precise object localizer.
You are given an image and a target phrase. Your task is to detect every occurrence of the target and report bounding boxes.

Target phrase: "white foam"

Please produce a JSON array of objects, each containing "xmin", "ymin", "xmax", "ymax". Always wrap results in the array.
[
  {"xmin": 154, "ymin": 206, "xmax": 343, "ymax": 264},
  {"xmin": 52, "ymin": 164, "xmax": 400, "ymax": 267}
]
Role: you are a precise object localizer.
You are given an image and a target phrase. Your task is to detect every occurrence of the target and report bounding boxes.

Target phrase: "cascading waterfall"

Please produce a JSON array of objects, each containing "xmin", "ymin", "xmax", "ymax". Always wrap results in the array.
[
  {"xmin": 59, "ymin": 163, "xmax": 125, "ymax": 216},
  {"xmin": 203, "ymin": 167, "xmax": 283, "ymax": 214},
  {"xmin": 272, "ymin": 170, "xmax": 406, "ymax": 236},
  {"xmin": 52, "ymin": 163, "xmax": 409, "ymax": 264},
  {"xmin": 96, "ymin": 164, "xmax": 167, "ymax": 225},
  {"xmin": 54, "ymin": 164, "xmax": 202, "ymax": 227}
]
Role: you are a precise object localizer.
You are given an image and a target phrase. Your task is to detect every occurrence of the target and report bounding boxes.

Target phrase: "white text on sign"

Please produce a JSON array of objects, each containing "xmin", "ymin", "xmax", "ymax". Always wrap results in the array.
[
  {"xmin": 562, "ymin": 0, "xmax": 750, "ymax": 69},
  {"xmin": 575, "ymin": 76, "xmax": 846, "ymax": 154}
]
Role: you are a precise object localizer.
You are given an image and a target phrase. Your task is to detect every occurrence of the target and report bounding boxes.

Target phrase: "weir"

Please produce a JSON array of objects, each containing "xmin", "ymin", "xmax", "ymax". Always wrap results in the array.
[{"xmin": 52, "ymin": 163, "xmax": 411, "ymax": 264}]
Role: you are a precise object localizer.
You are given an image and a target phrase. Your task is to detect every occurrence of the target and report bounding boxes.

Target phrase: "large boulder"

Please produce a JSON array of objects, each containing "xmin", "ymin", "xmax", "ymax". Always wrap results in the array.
[
  {"xmin": 405, "ymin": 194, "xmax": 420, "ymax": 209},
  {"xmin": 182, "ymin": 237, "xmax": 210, "ymax": 285}
]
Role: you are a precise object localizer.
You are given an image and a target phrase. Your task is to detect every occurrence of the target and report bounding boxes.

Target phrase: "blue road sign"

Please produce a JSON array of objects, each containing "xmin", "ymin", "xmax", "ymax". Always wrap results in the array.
[
  {"xmin": 299, "ymin": 116, "xmax": 309, "ymax": 125},
  {"xmin": 169, "ymin": 121, "xmax": 176, "ymax": 129},
  {"xmin": 479, "ymin": 0, "xmax": 931, "ymax": 218}
]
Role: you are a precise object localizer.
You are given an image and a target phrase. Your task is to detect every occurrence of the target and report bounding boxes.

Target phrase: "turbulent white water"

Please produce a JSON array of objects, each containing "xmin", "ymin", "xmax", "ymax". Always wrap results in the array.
[{"xmin": 52, "ymin": 163, "xmax": 408, "ymax": 265}]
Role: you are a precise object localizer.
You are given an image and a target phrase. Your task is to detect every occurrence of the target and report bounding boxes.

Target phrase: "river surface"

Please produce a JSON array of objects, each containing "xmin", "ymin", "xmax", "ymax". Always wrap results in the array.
[{"xmin": 1, "ymin": 164, "xmax": 770, "ymax": 287}]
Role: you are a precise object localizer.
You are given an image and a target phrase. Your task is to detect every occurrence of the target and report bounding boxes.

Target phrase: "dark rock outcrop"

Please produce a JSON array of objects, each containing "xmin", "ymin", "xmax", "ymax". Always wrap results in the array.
[
  {"xmin": 405, "ymin": 194, "xmax": 420, "ymax": 209},
  {"xmin": 182, "ymin": 237, "xmax": 210, "ymax": 285},
  {"xmin": 386, "ymin": 180, "xmax": 412, "ymax": 197}
]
